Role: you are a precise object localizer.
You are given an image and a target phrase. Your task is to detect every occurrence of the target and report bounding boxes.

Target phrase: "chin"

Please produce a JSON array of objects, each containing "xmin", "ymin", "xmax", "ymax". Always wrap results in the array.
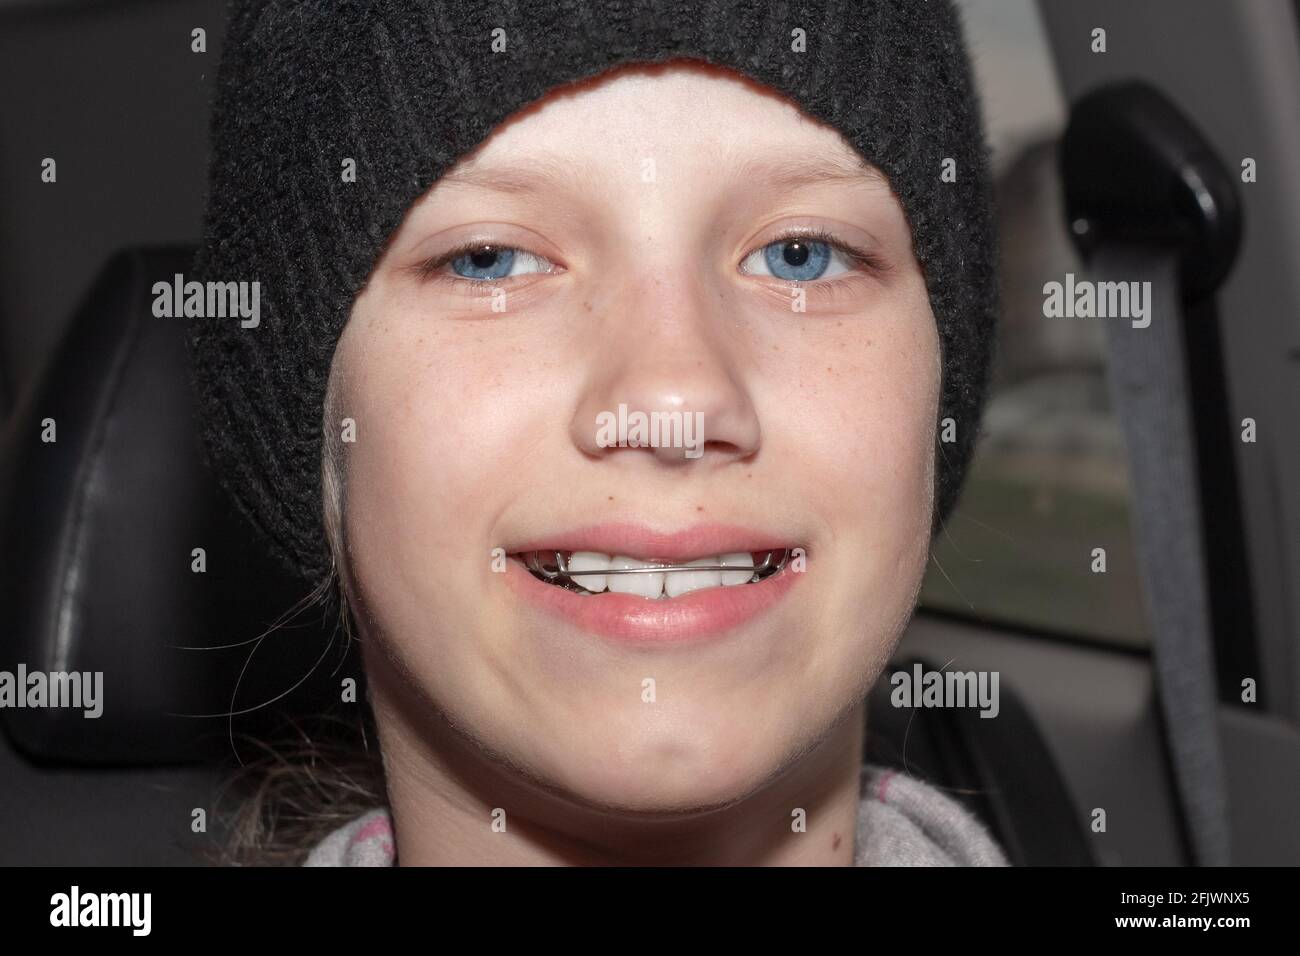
[{"xmin": 512, "ymin": 706, "xmax": 810, "ymax": 815}]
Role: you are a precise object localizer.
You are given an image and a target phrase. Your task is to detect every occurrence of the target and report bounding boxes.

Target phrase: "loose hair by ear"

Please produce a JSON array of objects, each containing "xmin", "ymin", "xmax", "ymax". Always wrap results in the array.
[
  {"xmin": 209, "ymin": 371, "xmax": 387, "ymax": 867},
  {"xmin": 320, "ymin": 368, "xmax": 353, "ymax": 612}
]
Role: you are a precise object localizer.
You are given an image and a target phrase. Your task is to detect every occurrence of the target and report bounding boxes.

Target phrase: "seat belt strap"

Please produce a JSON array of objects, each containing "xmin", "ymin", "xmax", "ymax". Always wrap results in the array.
[{"xmin": 1092, "ymin": 243, "xmax": 1231, "ymax": 865}]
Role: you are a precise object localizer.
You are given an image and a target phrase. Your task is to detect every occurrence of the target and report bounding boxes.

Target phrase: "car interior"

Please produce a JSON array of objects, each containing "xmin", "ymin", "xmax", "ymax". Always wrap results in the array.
[{"xmin": 1, "ymin": 0, "xmax": 1298, "ymax": 866}]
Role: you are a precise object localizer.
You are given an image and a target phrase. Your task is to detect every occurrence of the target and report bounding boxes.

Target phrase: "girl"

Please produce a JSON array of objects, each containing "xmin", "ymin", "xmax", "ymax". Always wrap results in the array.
[{"xmin": 191, "ymin": 0, "xmax": 1004, "ymax": 866}]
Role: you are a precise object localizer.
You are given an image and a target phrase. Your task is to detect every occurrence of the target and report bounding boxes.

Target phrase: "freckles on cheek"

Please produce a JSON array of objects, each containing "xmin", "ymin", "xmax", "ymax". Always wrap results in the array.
[
  {"xmin": 783, "ymin": 317, "xmax": 938, "ymax": 505},
  {"xmin": 352, "ymin": 387, "xmax": 473, "ymax": 544},
  {"xmin": 345, "ymin": 331, "xmax": 547, "ymax": 560}
]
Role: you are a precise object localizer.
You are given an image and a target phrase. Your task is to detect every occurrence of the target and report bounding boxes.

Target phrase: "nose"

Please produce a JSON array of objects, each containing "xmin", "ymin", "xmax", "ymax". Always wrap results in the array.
[{"xmin": 569, "ymin": 272, "xmax": 762, "ymax": 469}]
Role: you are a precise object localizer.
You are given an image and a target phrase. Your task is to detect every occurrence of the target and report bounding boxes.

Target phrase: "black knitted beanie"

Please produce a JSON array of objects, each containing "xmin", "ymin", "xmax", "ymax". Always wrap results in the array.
[{"xmin": 189, "ymin": 0, "xmax": 999, "ymax": 585}]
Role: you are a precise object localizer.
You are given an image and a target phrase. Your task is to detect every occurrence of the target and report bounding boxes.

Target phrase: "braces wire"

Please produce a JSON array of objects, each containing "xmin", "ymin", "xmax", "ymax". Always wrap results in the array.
[{"xmin": 522, "ymin": 548, "xmax": 791, "ymax": 586}]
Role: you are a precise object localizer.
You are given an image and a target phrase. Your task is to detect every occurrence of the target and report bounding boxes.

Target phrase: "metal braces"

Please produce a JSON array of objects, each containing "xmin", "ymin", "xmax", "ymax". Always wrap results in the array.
[{"xmin": 521, "ymin": 548, "xmax": 792, "ymax": 589}]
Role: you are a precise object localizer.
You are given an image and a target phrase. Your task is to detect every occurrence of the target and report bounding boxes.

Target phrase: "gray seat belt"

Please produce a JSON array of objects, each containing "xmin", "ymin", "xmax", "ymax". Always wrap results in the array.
[{"xmin": 1091, "ymin": 243, "xmax": 1231, "ymax": 866}]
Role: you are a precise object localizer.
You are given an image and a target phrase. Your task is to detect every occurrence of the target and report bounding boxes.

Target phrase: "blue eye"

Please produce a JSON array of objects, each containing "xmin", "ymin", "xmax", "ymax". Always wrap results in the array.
[
  {"xmin": 419, "ymin": 243, "xmax": 557, "ymax": 283},
  {"xmin": 451, "ymin": 245, "xmax": 516, "ymax": 280},
  {"xmin": 740, "ymin": 232, "xmax": 870, "ymax": 283},
  {"xmin": 764, "ymin": 239, "xmax": 831, "ymax": 281}
]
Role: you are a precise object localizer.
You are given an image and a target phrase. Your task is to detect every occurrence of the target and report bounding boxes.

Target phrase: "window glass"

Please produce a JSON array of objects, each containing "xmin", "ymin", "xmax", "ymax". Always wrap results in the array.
[{"xmin": 919, "ymin": 0, "xmax": 1148, "ymax": 648}]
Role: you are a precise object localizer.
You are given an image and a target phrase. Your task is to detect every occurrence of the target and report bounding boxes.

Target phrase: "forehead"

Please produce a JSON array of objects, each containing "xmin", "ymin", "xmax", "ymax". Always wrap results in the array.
[{"xmin": 430, "ymin": 60, "xmax": 889, "ymax": 199}]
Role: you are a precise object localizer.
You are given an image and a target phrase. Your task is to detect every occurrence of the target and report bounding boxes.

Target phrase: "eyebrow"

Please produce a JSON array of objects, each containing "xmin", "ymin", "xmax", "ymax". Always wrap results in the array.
[
  {"xmin": 436, "ymin": 155, "xmax": 587, "ymax": 195},
  {"xmin": 731, "ymin": 154, "xmax": 891, "ymax": 191},
  {"xmin": 434, "ymin": 152, "xmax": 889, "ymax": 195}
]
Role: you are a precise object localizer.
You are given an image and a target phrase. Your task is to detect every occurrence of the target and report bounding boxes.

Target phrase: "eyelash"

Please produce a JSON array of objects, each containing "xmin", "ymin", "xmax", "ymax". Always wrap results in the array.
[{"xmin": 411, "ymin": 227, "xmax": 887, "ymax": 288}]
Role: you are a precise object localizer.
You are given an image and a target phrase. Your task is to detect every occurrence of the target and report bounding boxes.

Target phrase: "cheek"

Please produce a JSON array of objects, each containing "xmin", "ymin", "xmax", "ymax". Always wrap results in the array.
[
  {"xmin": 773, "ymin": 286, "xmax": 940, "ymax": 677},
  {"xmin": 335, "ymin": 310, "xmax": 545, "ymax": 612},
  {"xmin": 771, "ymin": 288, "xmax": 940, "ymax": 530}
]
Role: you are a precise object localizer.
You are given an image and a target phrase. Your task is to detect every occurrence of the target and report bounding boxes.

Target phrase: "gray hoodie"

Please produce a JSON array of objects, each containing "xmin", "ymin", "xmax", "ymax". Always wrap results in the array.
[{"xmin": 304, "ymin": 764, "xmax": 1009, "ymax": 866}]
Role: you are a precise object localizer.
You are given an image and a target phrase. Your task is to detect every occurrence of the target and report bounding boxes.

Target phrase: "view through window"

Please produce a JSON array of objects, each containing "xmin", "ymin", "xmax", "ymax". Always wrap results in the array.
[{"xmin": 920, "ymin": 0, "xmax": 1148, "ymax": 648}]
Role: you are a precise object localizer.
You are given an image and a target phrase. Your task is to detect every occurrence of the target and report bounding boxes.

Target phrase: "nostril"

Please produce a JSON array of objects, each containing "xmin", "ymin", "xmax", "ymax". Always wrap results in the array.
[
  {"xmin": 701, "ymin": 438, "xmax": 751, "ymax": 459},
  {"xmin": 649, "ymin": 437, "xmax": 749, "ymax": 463}
]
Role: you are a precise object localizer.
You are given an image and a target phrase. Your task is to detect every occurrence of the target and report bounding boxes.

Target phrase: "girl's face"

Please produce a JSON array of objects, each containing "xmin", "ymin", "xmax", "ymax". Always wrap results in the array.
[{"xmin": 332, "ymin": 61, "xmax": 940, "ymax": 813}]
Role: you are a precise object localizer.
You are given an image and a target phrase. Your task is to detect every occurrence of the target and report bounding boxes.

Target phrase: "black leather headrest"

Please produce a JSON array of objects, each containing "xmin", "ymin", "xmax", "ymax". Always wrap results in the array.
[{"xmin": 0, "ymin": 246, "xmax": 347, "ymax": 765}]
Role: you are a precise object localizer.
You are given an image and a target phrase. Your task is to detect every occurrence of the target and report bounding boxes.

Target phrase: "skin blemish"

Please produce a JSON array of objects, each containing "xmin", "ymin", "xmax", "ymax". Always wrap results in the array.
[{"xmin": 832, "ymin": 832, "xmax": 842, "ymax": 851}]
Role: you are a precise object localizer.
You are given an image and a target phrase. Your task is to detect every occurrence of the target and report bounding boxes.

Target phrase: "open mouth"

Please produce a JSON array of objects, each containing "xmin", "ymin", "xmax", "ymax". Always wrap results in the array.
[{"xmin": 509, "ymin": 548, "xmax": 795, "ymax": 599}]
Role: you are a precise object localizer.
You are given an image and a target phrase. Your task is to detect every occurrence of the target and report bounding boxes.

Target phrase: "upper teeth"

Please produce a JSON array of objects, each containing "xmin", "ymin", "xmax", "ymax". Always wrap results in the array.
[{"xmin": 547, "ymin": 552, "xmax": 758, "ymax": 599}]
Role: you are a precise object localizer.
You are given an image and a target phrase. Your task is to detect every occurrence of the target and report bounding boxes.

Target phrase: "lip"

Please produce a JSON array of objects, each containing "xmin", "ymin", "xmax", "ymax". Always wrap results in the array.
[
  {"xmin": 508, "ymin": 522, "xmax": 795, "ymax": 564},
  {"xmin": 502, "ymin": 523, "xmax": 804, "ymax": 646}
]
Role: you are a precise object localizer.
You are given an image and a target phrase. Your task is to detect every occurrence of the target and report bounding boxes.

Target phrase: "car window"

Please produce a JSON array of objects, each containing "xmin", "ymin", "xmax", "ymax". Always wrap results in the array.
[{"xmin": 919, "ymin": 0, "xmax": 1148, "ymax": 648}]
